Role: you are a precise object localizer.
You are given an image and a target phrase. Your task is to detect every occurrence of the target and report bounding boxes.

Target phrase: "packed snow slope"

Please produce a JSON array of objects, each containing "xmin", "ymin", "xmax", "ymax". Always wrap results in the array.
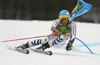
[{"xmin": 0, "ymin": 20, "xmax": 100, "ymax": 65}]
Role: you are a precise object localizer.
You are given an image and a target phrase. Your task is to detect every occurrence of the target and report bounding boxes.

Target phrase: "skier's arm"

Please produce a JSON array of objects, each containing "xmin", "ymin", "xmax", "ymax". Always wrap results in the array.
[
  {"xmin": 66, "ymin": 22, "xmax": 76, "ymax": 51},
  {"xmin": 69, "ymin": 22, "xmax": 76, "ymax": 44},
  {"xmin": 51, "ymin": 19, "xmax": 60, "ymax": 32},
  {"xmin": 51, "ymin": 19, "xmax": 60, "ymax": 37}
]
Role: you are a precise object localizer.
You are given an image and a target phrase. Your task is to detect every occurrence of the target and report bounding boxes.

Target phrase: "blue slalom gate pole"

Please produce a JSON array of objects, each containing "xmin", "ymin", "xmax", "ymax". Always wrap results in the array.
[{"xmin": 75, "ymin": 37, "xmax": 94, "ymax": 54}]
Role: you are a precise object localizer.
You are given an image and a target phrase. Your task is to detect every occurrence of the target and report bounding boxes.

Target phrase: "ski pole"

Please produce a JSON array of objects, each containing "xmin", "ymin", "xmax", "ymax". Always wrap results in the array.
[{"xmin": 2, "ymin": 34, "xmax": 54, "ymax": 43}]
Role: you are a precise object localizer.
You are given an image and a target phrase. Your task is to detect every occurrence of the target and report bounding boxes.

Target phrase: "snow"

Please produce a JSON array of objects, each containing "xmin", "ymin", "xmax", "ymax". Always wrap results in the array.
[{"xmin": 0, "ymin": 20, "xmax": 100, "ymax": 65}]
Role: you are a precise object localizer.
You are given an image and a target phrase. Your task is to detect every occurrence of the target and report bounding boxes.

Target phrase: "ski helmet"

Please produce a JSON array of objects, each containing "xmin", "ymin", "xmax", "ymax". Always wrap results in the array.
[{"xmin": 59, "ymin": 10, "xmax": 70, "ymax": 19}]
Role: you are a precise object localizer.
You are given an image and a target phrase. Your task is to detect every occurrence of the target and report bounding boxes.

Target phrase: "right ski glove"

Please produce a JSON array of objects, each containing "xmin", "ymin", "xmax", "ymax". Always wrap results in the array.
[{"xmin": 54, "ymin": 30, "xmax": 60, "ymax": 37}]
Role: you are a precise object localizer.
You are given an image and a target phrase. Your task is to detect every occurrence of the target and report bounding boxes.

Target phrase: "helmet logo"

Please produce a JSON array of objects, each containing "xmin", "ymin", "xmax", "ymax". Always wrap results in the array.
[{"xmin": 66, "ymin": 12, "xmax": 69, "ymax": 15}]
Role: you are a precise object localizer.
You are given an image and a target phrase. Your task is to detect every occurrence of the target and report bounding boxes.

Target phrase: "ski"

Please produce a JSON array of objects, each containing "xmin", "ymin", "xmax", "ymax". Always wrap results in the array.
[
  {"xmin": 30, "ymin": 48, "xmax": 52, "ymax": 55},
  {"xmin": 15, "ymin": 47, "xmax": 29, "ymax": 54},
  {"xmin": 15, "ymin": 47, "xmax": 52, "ymax": 55}
]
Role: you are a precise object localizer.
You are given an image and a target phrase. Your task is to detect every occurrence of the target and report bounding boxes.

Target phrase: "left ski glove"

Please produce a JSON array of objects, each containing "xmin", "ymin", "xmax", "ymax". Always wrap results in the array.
[
  {"xmin": 66, "ymin": 42, "xmax": 73, "ymax": 51},
  {"xmin": 66, "ymin": 39, "xmax": 75, "ymax": 51}
]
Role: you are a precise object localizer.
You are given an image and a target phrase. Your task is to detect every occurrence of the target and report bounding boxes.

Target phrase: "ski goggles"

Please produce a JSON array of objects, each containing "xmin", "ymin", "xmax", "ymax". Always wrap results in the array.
[
  {"xmin": 59, "ymin": 15, "xmax": 69, "ymax": 19},
  {"xmin": 61, "ymin": 18, "xmax": 68, "ymax": 21}
]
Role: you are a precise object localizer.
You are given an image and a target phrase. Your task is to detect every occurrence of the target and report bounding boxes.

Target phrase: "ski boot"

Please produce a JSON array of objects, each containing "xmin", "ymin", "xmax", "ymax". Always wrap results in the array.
[
  {"xmin": 36, "ymin": 43, "xmax": 52, "ymax": 55},
  {"xmin": 16, "ymin": 42, "xmax": 29, "ymax": 54},
  {"xmin": 36, "ymin": 43, "xmax": 50, "ymax": 51}
]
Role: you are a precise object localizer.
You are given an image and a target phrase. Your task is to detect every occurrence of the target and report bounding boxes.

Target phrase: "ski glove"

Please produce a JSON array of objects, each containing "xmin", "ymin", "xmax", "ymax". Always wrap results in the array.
[
  {"xmin": 66, "ymin": 42, "xmax": 73, "ymax": 51},
  {"xmin": 54, "ymin": 30, "xmax": 60, "ymax": 37},
  {"xmin": 66, "ymin": 39, "xmax": 75, "ymax": 51}
]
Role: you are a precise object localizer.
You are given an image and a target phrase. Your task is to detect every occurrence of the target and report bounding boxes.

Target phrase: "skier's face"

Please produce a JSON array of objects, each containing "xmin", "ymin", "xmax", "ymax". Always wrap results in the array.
[{"xmin": 61, "ymin": 18, "xmax": 68, "ymax": 25}]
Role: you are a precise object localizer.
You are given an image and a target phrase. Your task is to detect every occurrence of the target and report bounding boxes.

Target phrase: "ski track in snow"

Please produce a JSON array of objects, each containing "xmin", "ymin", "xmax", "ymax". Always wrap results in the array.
[{"xmin": 0, "ymin": 20, "xmax": 100, "ymax": 65}]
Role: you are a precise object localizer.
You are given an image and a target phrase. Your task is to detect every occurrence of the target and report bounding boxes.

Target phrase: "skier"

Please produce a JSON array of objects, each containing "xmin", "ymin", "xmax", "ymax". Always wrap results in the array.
[{"xmin": 16, "ymin": 10, "xmax": 76, "ymax": 52}]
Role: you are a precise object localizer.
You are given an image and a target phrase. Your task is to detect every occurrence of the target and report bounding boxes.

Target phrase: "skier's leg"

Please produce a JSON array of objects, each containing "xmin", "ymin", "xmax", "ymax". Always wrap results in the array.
[
  {"xmin": 35, "ymin": 35, "xmax": 56, "ymax": 51},
  {"xmin": 28, "ymin": 37, "xmax": 49, "ymax": 47},
  {"xmin": 16, "ymin": 37, "xmax": 49, "ymax": 50},
  {"xmin": 48, "ymin": 35, "xmax": 67, "ymax": 48}
]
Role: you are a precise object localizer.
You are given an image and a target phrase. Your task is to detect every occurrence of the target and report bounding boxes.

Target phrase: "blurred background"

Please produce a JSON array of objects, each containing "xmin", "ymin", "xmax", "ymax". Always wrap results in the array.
[{"xmin": 0, "ymin": 0, "xmax": 99, "ymax": 23}]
